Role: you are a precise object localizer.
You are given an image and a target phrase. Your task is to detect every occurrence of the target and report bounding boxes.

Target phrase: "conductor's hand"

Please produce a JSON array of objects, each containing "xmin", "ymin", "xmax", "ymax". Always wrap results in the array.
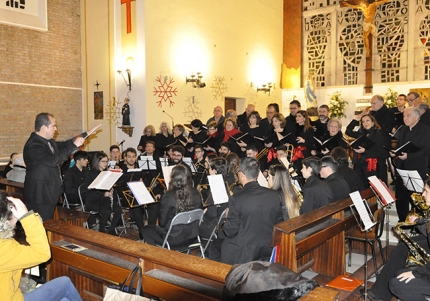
[
  {"xmin": 74, "ymin": 136, "xmax": 85, "ymax": 147},
  {"xmin": 7, "ymin": 197, "xmax": 28, "ymax": 220}
]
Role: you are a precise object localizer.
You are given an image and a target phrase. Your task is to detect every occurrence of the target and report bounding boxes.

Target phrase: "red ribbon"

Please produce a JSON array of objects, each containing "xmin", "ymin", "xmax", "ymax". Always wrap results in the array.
[
  {"xmin": 366, "ymin": 158, "xmax": 378, "ymax": 172},
  {"xmin": 292, "ymin": 146, "xmax": 306, "ymax": 162},
  {"xmin": 267, "ymin": 148, "xmax": 277, "ymax": 162}
]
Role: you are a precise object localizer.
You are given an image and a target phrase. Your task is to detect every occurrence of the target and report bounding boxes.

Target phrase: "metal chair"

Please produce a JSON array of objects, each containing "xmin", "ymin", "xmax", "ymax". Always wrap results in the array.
[
  {"xmin": 346, "ymin": 208, "xmax": 386, "ymax": 276},
  {"xmin": 202, "ymin": 209, "xmax": 227, "ymax": 254},
  {"xmin": 78, "ymin": 184, "xmax": 99, "ymax": 229},
  {"xmin": 159, "ymin": 209, "xmax": 205, "ymax": 258}
]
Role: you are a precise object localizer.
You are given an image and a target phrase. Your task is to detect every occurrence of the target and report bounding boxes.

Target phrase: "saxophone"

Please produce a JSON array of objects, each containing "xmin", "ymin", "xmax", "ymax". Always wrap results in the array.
[{"xmin": 393, "ymin": 193, "xmax": 430, "ymax": 267}]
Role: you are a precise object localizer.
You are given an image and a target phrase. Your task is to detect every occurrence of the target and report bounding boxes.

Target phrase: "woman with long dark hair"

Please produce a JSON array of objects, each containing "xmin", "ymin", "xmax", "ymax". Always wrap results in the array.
[
  {"xmin": 292, "ymin": 110, "xmax": 315, "ymax": 171},
  {"xmin": 141, "ymin": 164, "xmax": 202, "ymax": 246},
  {"xmin": 84, "ymin": 151, "xmax": 122, "ymax": 235}
]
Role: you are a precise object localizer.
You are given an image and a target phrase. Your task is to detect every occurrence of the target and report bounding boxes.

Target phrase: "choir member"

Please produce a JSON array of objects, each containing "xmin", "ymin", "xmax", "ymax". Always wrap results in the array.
[{"xmin": 137, "ymin": 125, "xmax": 156, "ymax": 154}]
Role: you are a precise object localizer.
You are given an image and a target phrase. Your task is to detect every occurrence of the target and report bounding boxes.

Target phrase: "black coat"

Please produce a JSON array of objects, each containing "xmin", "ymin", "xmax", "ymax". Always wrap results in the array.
[
  {"xmin": 370, "ymin": 105, "xmax": 396, "ymax": 152},
  {"xmin": 300, "ymin": 175, "xmax": 333, "ymax": 214},
  {"xmin": 23, "ymin": 132, "xmax": 79, "ymax": 218},
  {"xmin": 221, "ymin": 181, "xmax": 283, "ymax": 265},
  {"xmin": 324, "ymin": 172, "xmax": 350, "ymax": 202},
  {"xmin": 64, "ymin": 165, "xmax": 88, "ymax": 205}
]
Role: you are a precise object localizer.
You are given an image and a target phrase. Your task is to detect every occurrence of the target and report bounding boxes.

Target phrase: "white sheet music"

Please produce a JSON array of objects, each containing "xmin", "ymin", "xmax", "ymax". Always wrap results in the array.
[
  {"xmin": 88, "ymin": 170, "xmax": 123, "ymax": 190},
  {"xmin": 108, "ymin": 161, "xmax": 117, "ymax": 169},
  {"xmin": 396, "ymin": 169, "xmax": 424, "ymax": 192},
  {"xmin": 368, "ymin": 176, "xmax": 395, "ymax": 205},
  {"xmin": 349, "ymin": 191, "xmax": 377, "ymax": 231},
  {"xmin": 207, "ymin": 174, "xmax": 229, "ymax": 204},
  {"xmin": 159, "ymin": 157, "xmax": 169, "ymax": 167},
  {"xmin": 257, "ymin": 171, "xmax": 268, "ymax": 188},
  {"xmin": 162, "ymin": 165, "xmax": 175, "ymax": 190},
  {"xmin": 139, "ymin": 156, "xmax": 157, "ymax": 170},
  {"xmin": 127, "ymin": 181, "xmax": 156, "ymax": 205}
]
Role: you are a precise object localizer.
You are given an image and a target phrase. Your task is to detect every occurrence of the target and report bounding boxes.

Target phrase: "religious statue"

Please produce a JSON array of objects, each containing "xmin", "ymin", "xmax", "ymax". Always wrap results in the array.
[
  {"xmin": 304, "ymin": 73, "xmax": 318, "ymax": 109},
  {"xmin": 340, "ymin": 0, "xmax": 390, "ymax": 55},
  {"xmin": 122, "ymin": 98, "xmax": 131, "ymax": 126}
]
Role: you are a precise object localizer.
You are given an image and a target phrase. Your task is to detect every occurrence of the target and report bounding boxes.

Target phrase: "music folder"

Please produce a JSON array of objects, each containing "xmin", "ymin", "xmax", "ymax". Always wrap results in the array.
[
  {"xmin": 349, "ymin": 135, "xmax": 375, "ymax": 149},
  {"xmin": 326, "ymin": 275, "xmax": 363, "ymax": 291},
  {"xmin": 368, "ymin": 176, "xmax": 395, "ymax": 206},
  {"xmin": 276, "ymin": 132, "xmax": 293, "ymax": 144},
  {"xmin": 87, "ymin": 170, "xmax": 123, "ymax": 190},
  {"xmin": 313, "ymin": 136, "xmax": 337, "ymax": 151},
  {"xmin": 229, "ymin": 132, "xmax": 249, "ymax": 144},
  {"xmin": 391, "ymin": 141, "xmax": 420, "ymax": 156}
]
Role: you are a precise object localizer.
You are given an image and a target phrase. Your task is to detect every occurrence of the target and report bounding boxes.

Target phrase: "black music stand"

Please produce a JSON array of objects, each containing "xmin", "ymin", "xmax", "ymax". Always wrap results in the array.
[{"xmin": 138, "ymin": 156, "xmax": 157, "ymax": 171}]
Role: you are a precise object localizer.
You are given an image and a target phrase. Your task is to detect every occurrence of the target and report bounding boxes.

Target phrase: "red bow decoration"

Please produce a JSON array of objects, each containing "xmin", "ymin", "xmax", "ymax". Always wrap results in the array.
[
  {"xmin": 267, "ymin": 148, "xmax": 277, "ymax": 162},
  {"xmin": 366, "ymin": 158, "xmax": 378, "ymax": 172},
  {"xmin": 292, "ymin": 146, "xmax": 306, "ymax": 162}
]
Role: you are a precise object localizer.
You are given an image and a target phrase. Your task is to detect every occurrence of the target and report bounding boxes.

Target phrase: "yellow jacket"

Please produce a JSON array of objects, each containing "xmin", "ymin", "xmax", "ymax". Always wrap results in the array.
[{"xmin": 0, "ymin": 212, "xmax": 51, "ymax": 301}]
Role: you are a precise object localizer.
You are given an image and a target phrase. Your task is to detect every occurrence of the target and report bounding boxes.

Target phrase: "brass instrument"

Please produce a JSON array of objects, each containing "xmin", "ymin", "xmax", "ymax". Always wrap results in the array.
[
  {"xmin": 394, "ymin": 193, "xmax": 430, "ymax": 267},
  {"xmin": 256, "ymin": 148, "xmax": 269, "ymax": 161},
  {"xmin": 286, "ymin": 144, "xmax": 294, "ymax": 163},
  {"xmin": 197, "ymin": 183, "xmax": 209, "ymax": 190},
  {"xmin": 228, "ymin": 180, "xmax": 241, "ymax": 196},
  {"xmin": 292, "ymin": 182, "xmax": 304, "ymax": 206}
]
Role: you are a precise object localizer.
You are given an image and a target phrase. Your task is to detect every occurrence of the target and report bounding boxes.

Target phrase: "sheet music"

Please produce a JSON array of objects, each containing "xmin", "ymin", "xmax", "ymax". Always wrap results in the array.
[
  {"xmin": 396, "ymin": 169, "xmax": 424, "ymax": 192},
  {"xmin": 127, "ymin": 168, "xmax": 143, "ymax": 172},
  {"xmin": 162, "ymin": 165, "xmax": 175, "ymax": 190},
  {"xmin": 159, "ymin": 158, "xmax": 169, "ymax": 167},
  {"xmin": 368, "ymin": 176, "xmax": 395, "ymax": 205},
  {"xmin": 182, "ymin": 157, "xmax": 197, "ymax": 173},
  {"xmin": 127, "ymin": 181, "xmax": 156, "ymax": 205},
  {"xmin": 88, "ymin": 170, "xmax": 123, "ymax": 190},
  {"xmin": 138, "ymin": 156, "xmax": 157, "ymax": 170},
  {"xmin": 257, "ymin": 171, "xmax": 268, "ymax": 188},
  {"xmin": 207, "ymin": 174, "xmax": 229, "ymax": 204},
  {"xmin": 108, "ymin": 161, "xmax": 117, "ymax": 169},
  {"xmin": 349, "ymin": 191, "xmax": 377, "ymax": 231}
]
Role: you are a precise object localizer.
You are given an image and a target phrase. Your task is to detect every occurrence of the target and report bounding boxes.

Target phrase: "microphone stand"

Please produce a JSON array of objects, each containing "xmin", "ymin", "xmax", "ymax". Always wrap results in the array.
[{"xmin": 162, "ymin": 110, "xmax": 175, "ymax": 130}]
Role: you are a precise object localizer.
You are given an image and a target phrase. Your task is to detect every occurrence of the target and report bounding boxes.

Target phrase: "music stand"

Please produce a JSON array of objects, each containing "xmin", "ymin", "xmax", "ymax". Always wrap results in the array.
[
  {"xmin": 139, "ymin": 156, "xmax": 157, "ymax": 171},
  {"xmin": 396, "ymin": 169, "xmax": 424, "ymax": 193},
  {"xmin": 182, "ymin": 157, "xmax": 197, "ymax": 173},
  {"xmin": 159, "ymin": 157, "xmax": 169, "ymax": 167},
  {"xmin": 349, "ymin": 191, "xmax": 377, "ymax": 301}
]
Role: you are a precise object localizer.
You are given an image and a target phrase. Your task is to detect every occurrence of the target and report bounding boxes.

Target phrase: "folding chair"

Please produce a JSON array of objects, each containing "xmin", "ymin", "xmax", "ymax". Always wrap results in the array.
[
  {"xmin": 78, "ymin": 184, "xmax": 99, "ymax": 229},
  {"xmin": 159, "ymin": 209, "xmax": 205, "ymax": 258},
  {"xmin": 202, "ymin": 208, "xmax": 227, "ymax": 254}
]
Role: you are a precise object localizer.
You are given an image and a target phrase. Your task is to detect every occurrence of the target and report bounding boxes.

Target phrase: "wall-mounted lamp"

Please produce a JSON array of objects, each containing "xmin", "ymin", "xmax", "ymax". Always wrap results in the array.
[
  {"xmin": 117, "ymin": 69, "xmax": 132, "ymax": 91},
  {"xmin": 257, "ymin": 82, "xmax": 273, "ymax": 95},
  {"xmin": 186, "ymin": 72, "xmax": 206, "ymax": 88}
]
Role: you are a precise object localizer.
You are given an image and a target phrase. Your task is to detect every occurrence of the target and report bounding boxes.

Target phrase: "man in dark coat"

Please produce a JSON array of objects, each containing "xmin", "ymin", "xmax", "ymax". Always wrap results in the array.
[
  {"xmin": 300, "ymin": 156, "xmax": 333, "ymax": 214},
  {"xmin": 23, "ymin": 113, "xmax": 89, "ymax": 221},
  {"xmin": 221, "ymin": 158, "xmax": 283, "ymax": 265},
  {"xmin": 319, "ymin": 156, "xmax": 350, "ymax": 202}
]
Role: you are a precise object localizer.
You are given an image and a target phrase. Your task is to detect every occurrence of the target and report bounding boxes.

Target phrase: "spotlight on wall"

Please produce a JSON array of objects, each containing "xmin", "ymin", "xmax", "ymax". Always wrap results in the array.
[
  {"xmin": 257, "ymin": 83, "xmax": 273, "ymax": 95},
  {"xmin": 186, "ymin": 72, "xmax": 206, "ymax": 88},
  {"xmin": 117, "ymin": 69, "xmax": 132, "ymax": 91}
]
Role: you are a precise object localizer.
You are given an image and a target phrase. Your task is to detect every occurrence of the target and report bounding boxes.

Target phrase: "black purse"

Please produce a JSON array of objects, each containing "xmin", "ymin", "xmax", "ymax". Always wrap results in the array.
[{"xmin": 104, "ymin": 265, "xmax": 148, "ymax": 301}]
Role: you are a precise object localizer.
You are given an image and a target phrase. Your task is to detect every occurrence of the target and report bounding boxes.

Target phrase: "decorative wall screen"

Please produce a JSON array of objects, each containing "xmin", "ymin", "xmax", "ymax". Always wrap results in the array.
[{"xmin": 302, "ymin": 1, "xmax": 429, "ymax": 86}]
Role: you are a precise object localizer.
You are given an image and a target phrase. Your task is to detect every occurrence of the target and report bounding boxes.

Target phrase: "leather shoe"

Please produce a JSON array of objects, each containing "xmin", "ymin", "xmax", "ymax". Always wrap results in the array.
[{"xmin": 359, "ymin": 288, "xmax": 381, "ymax": 300}]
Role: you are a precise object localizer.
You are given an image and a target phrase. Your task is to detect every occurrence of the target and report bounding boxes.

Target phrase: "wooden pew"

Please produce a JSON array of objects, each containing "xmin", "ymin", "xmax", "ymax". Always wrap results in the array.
[
  {"xmin": 272, "ymin": 188, "xmax": 377, "ymax": 278},
  {"xmin": 44, "ymin": 220, "xmax": 231, "ymax": 301},
  {"xmin": 0, "ymin": 178, "xmax": 24, "ymax": 201}
]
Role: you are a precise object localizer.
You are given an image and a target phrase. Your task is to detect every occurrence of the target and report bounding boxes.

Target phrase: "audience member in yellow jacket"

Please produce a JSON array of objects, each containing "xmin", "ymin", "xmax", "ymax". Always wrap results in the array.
[{"xmin": 0, "ymin": 191, "xmax": 82, "ymax": 301}]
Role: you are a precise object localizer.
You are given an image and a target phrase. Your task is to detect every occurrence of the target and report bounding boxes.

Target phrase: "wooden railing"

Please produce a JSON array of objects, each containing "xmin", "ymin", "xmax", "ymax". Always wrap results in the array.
[{"xmin": 272, "ymin": 188, "xmax": 377, "ymax": 278}]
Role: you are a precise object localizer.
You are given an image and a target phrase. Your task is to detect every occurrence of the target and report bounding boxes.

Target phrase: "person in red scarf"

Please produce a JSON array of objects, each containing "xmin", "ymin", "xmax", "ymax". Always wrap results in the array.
[
  {"xmin": 222, "ymin": 118, "xmax": 243, "ymax": 156},
  {"xmin": 346, "ymin": 113, "xmax": 385, "ymax": 189}
]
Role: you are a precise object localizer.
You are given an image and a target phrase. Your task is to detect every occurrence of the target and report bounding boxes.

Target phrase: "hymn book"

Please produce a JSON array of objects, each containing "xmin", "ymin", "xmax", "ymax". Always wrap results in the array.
[
  {"xmin": 347, "ymin": 135, "xmax": 375, "ymax": 150},
  {"xmin": 391, "ymin": 141, "xmax": 420, "ymax": 156},
  {"xmin": 87, "ymin": 170, "xmax": 123, "ymax": 190}
]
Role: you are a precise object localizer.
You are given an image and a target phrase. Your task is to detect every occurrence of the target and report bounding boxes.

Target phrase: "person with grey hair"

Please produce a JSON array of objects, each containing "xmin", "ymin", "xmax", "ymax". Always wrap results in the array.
[
  {"xmin": 311, "ymin": 117, "xmax": 347, "ymax": 157},
  {"xmin": 390, "ymin": 107, "xmax": 430, "ymax": 222},
  {"xmin": 319, "ymin": 156, "xmax": 350, "ymax": 202},
  {"xmin": 220, "ymin": 157, "xmax": 283, "ymax": 264},
  {"xmin": 407, "ymin": 91, "xmax": 421, "ymax": 107},
  {"xmin": 6, "ymin": 154, "xmax": 26, "ymax": 183}
]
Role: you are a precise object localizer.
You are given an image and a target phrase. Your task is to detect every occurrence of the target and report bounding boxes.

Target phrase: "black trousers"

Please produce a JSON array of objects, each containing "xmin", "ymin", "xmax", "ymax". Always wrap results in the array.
[
  {"xmin": 389, "ymin": 268, "xmax": 430, "ymax": 301},
  {"xmin": 395, "ymin": 176, "xmax": 413, "ymax": 222},
  {"xmin": 370, "ymin": 235, "xmax": 429, "ymax": 301}
]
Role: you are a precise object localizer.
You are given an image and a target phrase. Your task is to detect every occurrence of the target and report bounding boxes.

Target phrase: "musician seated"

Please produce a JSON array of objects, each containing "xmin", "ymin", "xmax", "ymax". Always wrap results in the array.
[
  {"xmin": 389, "ymin": 180, "xmax": 430, "ymax": 301},
  {"xmin": 367, "ymin": 178, "xmax": 430, "ymax": 301},
  {"xmin": 109, "ymin": 144, "xmax": 121, "ymax": 163},
  {"xmin": 63, "ymin": 151, "xmax": 89, "ymax": 205},
  {"xmin": 84, "ymin": 151, "xmax": 122, "ymax": 235},
  {"xmin": 330, "ymin": 147, "xmax": 364, "ymax": 193},
  {"xmin": 193, "ymin": 145, "xmax": 207, "ymax": 187},
  {"xmin": 319, "ymin": 156, "xmax": 349, "ymax": 202},
  {"xmin": 267, "ymin": 164, "xmax": 300, "ymax": 220},
  {"xmin": 220, "ymin": 158, "xmax": 283, "ymax": 265},
  {"xmin": 141, "ymin": 165, "xmax": 203, "ymax": 246},
  {"xmin": 299, "ymin": 156, "xmax": 333, "ymax": 214}
]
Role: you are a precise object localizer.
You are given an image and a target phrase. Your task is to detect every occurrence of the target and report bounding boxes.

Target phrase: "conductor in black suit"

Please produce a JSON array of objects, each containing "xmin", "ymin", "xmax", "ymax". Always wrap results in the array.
[
  {"xmin": 221, "ymin": 157, "xmax": 284, "ymax": 265},
  {"xmin": 23, "ymin": 113, "xmax": 96, "ymax": 221}
]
